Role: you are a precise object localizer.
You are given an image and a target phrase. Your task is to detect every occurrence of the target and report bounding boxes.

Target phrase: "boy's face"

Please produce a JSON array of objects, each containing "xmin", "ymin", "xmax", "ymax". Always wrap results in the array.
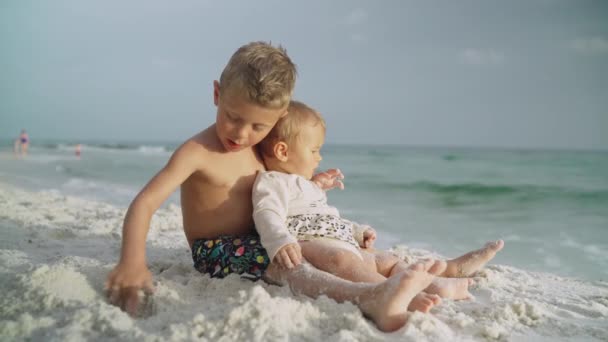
[
  {"xmin": 214, "ymin": 81, "xmax": 287, "ymax": 152},
  {"xmin": 282, "ymin": 123, "xmax": 325, "ymax": 180}
]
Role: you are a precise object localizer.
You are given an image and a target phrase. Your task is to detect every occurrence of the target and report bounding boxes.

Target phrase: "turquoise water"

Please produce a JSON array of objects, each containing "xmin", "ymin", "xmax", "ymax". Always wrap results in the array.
[{"xmin": 1, "ymin": 140, "xmax": 607, "ymax": 281}]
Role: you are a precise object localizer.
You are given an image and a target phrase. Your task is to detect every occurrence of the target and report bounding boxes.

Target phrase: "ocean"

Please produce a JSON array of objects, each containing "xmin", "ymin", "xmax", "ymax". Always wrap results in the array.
[{"xmin": 1, "ymin": 139, "xmax": 607, "ymax": 282}]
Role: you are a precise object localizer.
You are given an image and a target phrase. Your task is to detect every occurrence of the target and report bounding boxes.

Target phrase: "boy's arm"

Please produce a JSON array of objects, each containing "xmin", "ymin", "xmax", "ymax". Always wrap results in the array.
[
  {"xmin": 252, "ymin": 172, "xmax": 300, "ymax": 267},
  {"xmin": 106, "ymin": 141, "xmax": 203, "ymax": 314}
]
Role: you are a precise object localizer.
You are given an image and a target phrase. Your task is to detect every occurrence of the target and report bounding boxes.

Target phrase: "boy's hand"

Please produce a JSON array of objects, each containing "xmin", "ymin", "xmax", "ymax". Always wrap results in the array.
[
  {"xmin": 362, "ymin": 227, "xmax": 377, "ymax": 249},
  {"xmin": 312, "ymin": 168, "xmax": 345, "ymax": 191},
  {"xmin": 105, "ymin": 261, "xmax": 155, "ymax": 316},
  {"xmin": 274, "ymin": 243, "xmax": 302, "ymax": 269}
]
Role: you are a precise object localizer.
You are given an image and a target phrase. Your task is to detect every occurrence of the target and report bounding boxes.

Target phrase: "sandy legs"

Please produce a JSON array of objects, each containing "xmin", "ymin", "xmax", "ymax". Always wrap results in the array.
[
  {"xmin": 303, "ymin": 239, "xmax": 505, "ymax": 303},
  {"xmin": 442, "ymin": 240, "xmax": 505, "ymax": 278},
  {"xmin": 265, "ymin": 259, "xmax": 445, "ymax": 332},
  {"xmin": 270, "ymin": 239, "xmax": 504, "ymax": 324},
  {"xmin": 299, "ymin": 239, "xmax": 479, "ymax": 302},
  {"xmin": 299, "ymin": 240, "xmax": 387, "ymax": 283},
  {"xmin": 376, "ymin": 251, "xmax": 474, "ymax": 301},
  {"xmin": 383, "ymin": 240, "xmax": 504, "ymax": 300}
]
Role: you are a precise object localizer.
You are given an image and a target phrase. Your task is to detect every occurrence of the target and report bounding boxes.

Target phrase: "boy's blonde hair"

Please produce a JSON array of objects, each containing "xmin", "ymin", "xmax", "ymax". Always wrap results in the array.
[
  {"xmin": 260, "ymin": 100, "xmax": 326, "ymax": 158},
  {"xmin": 219, "ymin": 41, "xmax": 297, "ymax": 109}
]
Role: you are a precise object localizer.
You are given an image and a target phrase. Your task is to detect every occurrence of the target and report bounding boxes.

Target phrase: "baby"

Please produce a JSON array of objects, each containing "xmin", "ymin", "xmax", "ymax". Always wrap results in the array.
[{"xmin": 253, "ymin": 101, "xmax": 504, "ymax": 311}]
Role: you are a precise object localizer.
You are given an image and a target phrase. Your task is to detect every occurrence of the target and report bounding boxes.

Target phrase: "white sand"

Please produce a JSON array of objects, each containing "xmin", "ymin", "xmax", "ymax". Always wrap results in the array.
[{"xmin": 1, "ymin": 183, "xmax": 607, "ymax": 341}]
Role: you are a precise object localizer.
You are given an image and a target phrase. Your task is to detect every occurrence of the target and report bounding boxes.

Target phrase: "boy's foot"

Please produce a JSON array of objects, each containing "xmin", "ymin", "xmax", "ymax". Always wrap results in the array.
[
  {"xmin": 424, "ymin": 278, "xmax": 474, "ymax": 300},
  {"xmin": 407, "ymin": 292, "xmax": 441, "ymax": 312},
  {"xmin": 358, "ymin": 259, "xmax": 443, "ymax": 332},
  {"xmin": 443, "ymin": 240, "xmax": 504, "ymax": 278}
]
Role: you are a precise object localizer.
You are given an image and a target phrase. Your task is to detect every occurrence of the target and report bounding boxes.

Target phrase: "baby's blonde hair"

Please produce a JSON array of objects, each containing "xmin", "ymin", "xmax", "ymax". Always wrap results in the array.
[
  {"xmin": 260, "ymin": 100, "xmax": 326, "ymax": 158},
  {"xmin": 219, "ymin": 41, "xmax": 297, "ymax": 109}
]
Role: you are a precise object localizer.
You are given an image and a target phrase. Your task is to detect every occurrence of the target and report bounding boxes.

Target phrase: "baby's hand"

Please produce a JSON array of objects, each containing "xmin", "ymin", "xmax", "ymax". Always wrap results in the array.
[
  {"xmin": 362, "ymin": 227, "xmax": 377, "ymax": 249},
  {"xmin": 274, "ymin": 243, "xmax": 302, "ymax": 269},
  {"xmin": 312, "ymin": 168, "xmax": 345, "ymax": 191}
]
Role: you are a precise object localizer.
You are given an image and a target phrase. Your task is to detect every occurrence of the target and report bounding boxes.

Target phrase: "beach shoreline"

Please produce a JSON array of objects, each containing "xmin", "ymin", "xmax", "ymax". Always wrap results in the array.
[{"xmin": 1, "ymin": 182, "xmax": 607, "ymax": 341}]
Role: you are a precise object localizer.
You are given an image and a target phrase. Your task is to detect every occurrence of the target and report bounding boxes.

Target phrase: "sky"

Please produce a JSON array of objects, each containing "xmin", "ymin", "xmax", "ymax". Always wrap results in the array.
[{"xmin": 1, "ymin": 0, "xmax": 607, "ymax": 150}]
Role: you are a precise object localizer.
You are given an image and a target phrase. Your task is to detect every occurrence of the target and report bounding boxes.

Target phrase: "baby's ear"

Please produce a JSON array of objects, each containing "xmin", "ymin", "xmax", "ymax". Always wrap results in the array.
[{"xmin": 274, "ymin": 141, "xmax": 289, "ymax": 161}]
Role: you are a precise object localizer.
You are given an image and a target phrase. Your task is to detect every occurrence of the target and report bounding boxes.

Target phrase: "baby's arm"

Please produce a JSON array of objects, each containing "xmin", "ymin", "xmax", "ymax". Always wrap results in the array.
[
  {"xmin": 106, "ymin": 140, "xmax": 202, "ymax": 315},
  {"xmin": 252, "ymin": 172, "xmax": 301, "ymax": 268}
]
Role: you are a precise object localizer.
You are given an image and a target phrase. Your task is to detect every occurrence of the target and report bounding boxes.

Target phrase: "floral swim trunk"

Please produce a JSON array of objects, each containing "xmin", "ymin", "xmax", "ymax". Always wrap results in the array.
[{"xmin": 191, "ymin": 232, "xmax": 270, "ymax": 281}]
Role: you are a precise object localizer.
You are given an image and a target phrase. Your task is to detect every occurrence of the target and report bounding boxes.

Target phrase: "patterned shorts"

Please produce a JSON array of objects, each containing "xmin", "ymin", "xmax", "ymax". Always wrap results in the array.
[
  {"xmin": 286, "ymin": 214, "xmax": 359, "ymax": 248},
  {"xmin": 191, "ymin": 232, "xmax": 270, "ymax": 281}
]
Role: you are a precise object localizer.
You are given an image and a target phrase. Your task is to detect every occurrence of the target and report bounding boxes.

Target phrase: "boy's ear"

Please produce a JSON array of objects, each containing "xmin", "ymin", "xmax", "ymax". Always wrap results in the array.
[
  {"xmin": 213, "ymin": 80, "xmax": 220, "ymax": 106},
  {"xmin": 273, "ymin": 141, "xmax": 289, "ymax": 162}
]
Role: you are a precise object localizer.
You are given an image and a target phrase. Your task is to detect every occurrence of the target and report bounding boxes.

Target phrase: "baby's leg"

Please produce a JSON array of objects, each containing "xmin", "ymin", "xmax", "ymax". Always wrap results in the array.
[
  {"xmin": 300, "ymin": 240, "xmax": 385, "ymax": 283},
  {"xmin": 373, "ymin": 249, "xmax": 472, "ymax": 300},
  {"xmin": 372, "ymin": 249, "xmax": 420, "ymax": 278},
  {"xmin": 443, "ymin": 240, "xmax": 505, "ymax": 278}
]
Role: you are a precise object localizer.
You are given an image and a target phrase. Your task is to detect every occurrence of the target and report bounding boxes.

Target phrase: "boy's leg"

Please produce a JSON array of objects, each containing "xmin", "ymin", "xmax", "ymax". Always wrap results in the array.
[
  {"xmin": 264, "ymin": 259, "xmax": 445, "ymax": 332},
  {"xmin": 371, "ymin": 249, "xmax": 409, "ymax": 278},
  {"xmin": 424, "ymin": 277, "xmax": 474, "ymax": 300},
  {"xmin": 299, "ymin": 240, "xmax": 385, "ymax": 283},
  {"xmin": 442, "ymin": 240, "xmax": 504, "ymax": 278},
  {"xmin": 407, "ymin": 292, "xmax": 442, "ymax": 313}
]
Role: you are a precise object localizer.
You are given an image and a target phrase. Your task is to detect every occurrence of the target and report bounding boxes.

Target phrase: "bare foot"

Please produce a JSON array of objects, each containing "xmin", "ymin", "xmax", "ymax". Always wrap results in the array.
[
  {"xmin": 443, "ymin": 240, "xmax": 504, "ymax": 277},
  {"xmin": 424, "ymin": 277, "xmax": 473, "ymax": 300},
  {"xmin": 357, "ymin": 259, "xmax": 441, "ymax": 332},
  {"xmin": 408, "ymin": 292, "xmax": 441, "ymax": 312}
]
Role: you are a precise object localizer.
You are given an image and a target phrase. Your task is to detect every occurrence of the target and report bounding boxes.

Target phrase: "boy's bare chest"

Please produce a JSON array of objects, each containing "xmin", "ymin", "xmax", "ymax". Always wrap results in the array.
[{"xmin": 205, "ymin": 153, "xmax": 265, "ymax": 188}]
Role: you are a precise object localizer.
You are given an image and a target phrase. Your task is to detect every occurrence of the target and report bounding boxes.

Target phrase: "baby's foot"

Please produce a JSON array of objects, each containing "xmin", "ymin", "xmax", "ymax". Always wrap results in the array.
[
  {"xmin": 408, "ymin": 292, "xmax": 441, "ymax": 312},
  {"xmin": 358, "ymin": 259, "xmax": 441, "ymax": 332},
  {"xmin": 444, "ymin": 240, "xmax": 504, "ymax": 277},
  {"xmin": 424, "ymin": 278, "xmax": 474, "ymax": 300}
]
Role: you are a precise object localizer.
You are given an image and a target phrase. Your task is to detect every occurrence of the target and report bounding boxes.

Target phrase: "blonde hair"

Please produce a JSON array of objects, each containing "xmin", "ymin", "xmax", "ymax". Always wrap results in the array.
[
  {"xmin": 260, "ymin": 100, "xmax": 326, "ymax": 157},
  {"xmin": 219, "ymin": 41, "xmax": 297, "ymax": 109}
]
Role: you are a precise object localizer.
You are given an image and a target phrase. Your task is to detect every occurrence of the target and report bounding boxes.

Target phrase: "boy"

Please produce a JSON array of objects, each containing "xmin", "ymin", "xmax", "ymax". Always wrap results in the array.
[
  {"xmin": 105, "ymin": 41, "xmax": 444, "ymax": 333},
  {"xmin": 253, "ymin": 101, "xmax": 505, "ymax": 309}
]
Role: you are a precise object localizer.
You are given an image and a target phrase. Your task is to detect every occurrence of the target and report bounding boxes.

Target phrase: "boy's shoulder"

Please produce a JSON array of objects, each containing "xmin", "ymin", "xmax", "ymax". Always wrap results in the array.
[
  {"xmin": 167, "ymin": 126, "xmax": 220, "ymax": 172},
  {"xmin": 174, "ymin": 126, "xmax": 220, "ymax": 157}
]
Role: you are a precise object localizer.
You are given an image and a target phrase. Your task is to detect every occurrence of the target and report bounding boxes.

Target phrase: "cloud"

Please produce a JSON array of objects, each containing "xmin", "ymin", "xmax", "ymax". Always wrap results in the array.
[
  {"xmin": 350, "ymin": 33, "xmax": 367, "ymax": 43},
  {"xmin": 459, "ymin": 48, "xmax": 505, "ymax": 66},
  {"xmin": 150, "ymin": 58, "xmax": 176, "ymax": 69},
  {"xmin": 345, "ymin": 8, "xmax": 367, "ymax": 26},
  {"xmin": 343, "ymin": 8, "xmax": 368, "ymax": 44},
  {"xmin": 570, "ymin": 37, "xmax": 608, "ymax": 55}
]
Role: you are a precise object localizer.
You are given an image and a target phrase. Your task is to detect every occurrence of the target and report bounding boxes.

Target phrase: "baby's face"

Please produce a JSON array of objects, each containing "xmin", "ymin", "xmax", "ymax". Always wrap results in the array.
[{"xmin": 282, "ymin": 123, "xmax": 325, "ymax": 179}]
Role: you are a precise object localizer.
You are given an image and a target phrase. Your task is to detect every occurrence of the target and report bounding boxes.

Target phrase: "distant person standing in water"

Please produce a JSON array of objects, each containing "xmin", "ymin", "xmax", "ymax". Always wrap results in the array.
[
  {"xmin": 13, "ymin": 129, "xmax": 29, "ymax": 158},
  {"xmin": 75, "ymin": 144, "xmax": 82, "ymax": 158}
]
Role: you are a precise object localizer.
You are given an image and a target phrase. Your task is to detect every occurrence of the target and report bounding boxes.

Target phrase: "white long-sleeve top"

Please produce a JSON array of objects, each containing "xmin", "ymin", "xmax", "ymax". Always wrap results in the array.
[{"xmin": 252, "ymin": 171, "xmax": 368, "ymax": 261}]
